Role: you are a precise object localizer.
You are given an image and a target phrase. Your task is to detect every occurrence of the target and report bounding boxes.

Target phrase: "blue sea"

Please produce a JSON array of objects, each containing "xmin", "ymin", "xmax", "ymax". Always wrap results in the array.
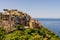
[{"xmin": 35, "ymin": 18, "xmax": 60, "ymax": 37}]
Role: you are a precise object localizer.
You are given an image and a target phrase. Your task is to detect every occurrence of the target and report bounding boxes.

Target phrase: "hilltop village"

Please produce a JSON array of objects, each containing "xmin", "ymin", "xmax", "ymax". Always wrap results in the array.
[
  {"xmin": 0, "ymin": 9, "xmax": 60, "ymax": 40},
  {"xmin": 0, "ymin": 9, "xmax": 42, "ymax": 33}
]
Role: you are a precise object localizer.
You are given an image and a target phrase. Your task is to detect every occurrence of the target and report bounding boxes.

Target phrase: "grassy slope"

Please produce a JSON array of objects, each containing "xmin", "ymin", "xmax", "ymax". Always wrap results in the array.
[{"xmin": 0, "ymin": 26, "xmax": 60, "ymax": 40}]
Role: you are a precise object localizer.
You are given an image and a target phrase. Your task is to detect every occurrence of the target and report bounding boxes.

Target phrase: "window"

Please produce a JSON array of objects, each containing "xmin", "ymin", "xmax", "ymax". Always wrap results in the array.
[{"xmin": 2, "ymin": 15, "xmax": 9, "ymax": 20}]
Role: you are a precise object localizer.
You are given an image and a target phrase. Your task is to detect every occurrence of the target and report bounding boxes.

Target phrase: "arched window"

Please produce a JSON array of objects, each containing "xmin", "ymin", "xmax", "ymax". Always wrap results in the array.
[{"xmin": 14, "ymin": 15, "xmax": 20, "ymax": 24}]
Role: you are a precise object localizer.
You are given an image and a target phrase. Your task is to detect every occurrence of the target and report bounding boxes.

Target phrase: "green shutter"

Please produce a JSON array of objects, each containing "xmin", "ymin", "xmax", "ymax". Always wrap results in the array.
[{"xmin": 0, "ymin": 13, "xmax": 2, "ymax": 20}]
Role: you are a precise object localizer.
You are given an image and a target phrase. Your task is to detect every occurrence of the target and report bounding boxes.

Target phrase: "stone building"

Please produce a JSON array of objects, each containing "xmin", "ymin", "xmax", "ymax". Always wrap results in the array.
[
  {"xmin": 0, "ymin": 9, "xmax": 42, "ymax": 33},
  {"xmin": 29, "ymin": 19, "xmax": 42, "ymax": 28},
  {"xmin": 0, "ymin": 9, "xmax": 21, "ymax": 33}
]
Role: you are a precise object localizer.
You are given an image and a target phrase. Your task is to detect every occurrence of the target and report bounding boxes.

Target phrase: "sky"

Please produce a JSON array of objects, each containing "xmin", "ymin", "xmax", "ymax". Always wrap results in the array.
[{"xmin": 0, "ymin": 0, "xmax": 60, "ymax": 18}]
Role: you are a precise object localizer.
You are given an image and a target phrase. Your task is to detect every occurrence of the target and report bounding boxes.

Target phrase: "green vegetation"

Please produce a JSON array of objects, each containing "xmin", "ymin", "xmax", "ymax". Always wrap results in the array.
[
  {"xmin": 0, "ymin": 27, "xmax": 5, "ymax": 40},
  {"xmin": 0, "ymin": 25, "xmax": 60, "ymax": 40}
]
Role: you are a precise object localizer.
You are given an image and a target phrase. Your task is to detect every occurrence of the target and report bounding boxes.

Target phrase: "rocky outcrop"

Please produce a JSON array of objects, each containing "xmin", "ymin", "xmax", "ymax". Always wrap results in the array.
[{"xmin": 0, "ymin": 9, "xmax": 42, "ymax": 33}]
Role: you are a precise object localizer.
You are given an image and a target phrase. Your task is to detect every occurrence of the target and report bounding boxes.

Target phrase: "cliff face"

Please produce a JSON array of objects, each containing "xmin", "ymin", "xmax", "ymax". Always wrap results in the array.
[{"xmin": 0, "ymin": 9, "xmax": 60, "ymax": 40}]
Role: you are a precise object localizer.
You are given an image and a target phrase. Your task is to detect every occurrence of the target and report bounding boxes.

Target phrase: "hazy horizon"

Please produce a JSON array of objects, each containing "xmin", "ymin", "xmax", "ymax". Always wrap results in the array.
[{"xmin": 0, "ymin": 0, "xmax": 60, "ymax": 18}]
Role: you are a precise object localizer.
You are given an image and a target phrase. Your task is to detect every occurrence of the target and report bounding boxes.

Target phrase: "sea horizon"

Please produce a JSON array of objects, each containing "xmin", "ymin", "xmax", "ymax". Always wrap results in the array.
[
  {"xmin": 34, "ymin": 18, "xmax": 60, "ymax": 21},
  {"xmin": 35, "ymin": 18, "xmax": 60, "ymax": 37}
]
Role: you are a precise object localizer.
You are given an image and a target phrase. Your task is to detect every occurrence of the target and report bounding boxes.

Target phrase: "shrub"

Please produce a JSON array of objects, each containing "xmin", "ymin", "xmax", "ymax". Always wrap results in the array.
[{"xmin": 0, "ymin": 27, "xmax": 5, "ymax": 40}]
